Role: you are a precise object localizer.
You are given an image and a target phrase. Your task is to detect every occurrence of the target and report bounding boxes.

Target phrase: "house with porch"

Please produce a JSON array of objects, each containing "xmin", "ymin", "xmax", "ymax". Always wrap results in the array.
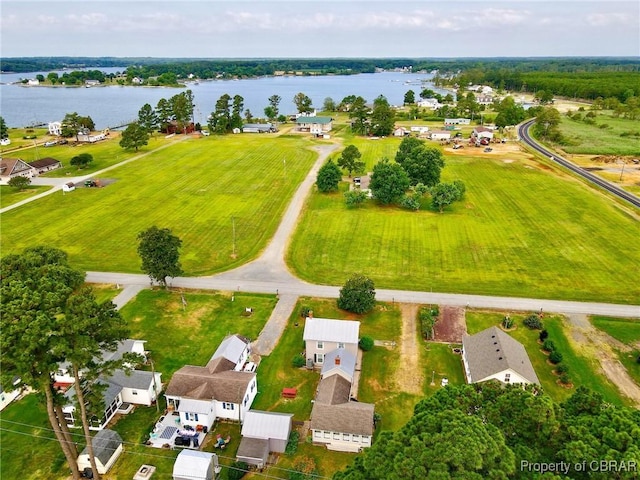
[
  {"xmin": 164, "ymin": 335, "xmax": 257, "ymax": 431},
  {"xmin": 462, "ymin": 326, "xmax": 539, "ymax": 385},
  {"xmin": 303, "ymin": 317, "xmax": 360, "ymax": 367},
  {"xmin": 295, "ymin": 116, "xmax": 333, "ymax": 135},
  {"xmin": 236, "ymin": 410, "xmax": 293, "ymax": 468}
]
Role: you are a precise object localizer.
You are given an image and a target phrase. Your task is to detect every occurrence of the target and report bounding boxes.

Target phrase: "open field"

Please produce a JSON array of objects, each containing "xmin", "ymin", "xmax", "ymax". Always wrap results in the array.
[
  {"xmin": 465, "ymin": 310, "xmax": 631, "ymax": 405},
  {"xmin": 288, "ymin": 146, "xmax": 640, "ymax": 304},
  {"xmin": 566, "ymin": 154, "xmax": 640, "ymax": 196},
  {"xmin": 1, "ymin": 134, "xmax": 317, "ymax": 274},
  {"xmin": 0, "ymin": 184, "xmax": 49, "ymax": 207},
  {"xmin": 554, "ymin": 113, "xmax": 640, "ymax": 156},
  {"xmin": 590, "ymin": 315, "xmax": 640, "ymax": 387}
]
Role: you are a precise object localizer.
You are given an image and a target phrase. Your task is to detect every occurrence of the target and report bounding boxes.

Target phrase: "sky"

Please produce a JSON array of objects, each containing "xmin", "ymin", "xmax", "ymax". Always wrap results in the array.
[{"xmin": 1, "ymin": 0, "xmax": 639, "ymax": 58}]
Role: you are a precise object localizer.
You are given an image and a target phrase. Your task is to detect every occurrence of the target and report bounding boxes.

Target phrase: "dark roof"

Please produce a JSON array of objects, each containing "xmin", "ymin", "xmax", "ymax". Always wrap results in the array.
[
  {"xmin": 0, "ymin": 158, "xmax": 33, "ymax": 176},
  {"xmin": 236, "ymin": 437, "xmax": 269, "ymax": 462},
  {"xmin": 106, "ymin": 369, "xmax": 157, "ymax": 389},
  {"xmin": 165, "ymin": 367, "xmax": 255, "ymax": 403},
  {"xmin": 462, "ymin": 327, "xmax": 539, "ymax": 384},
  {"xmin": 310, "ymin": 402, "xmax": 375, "ymax": 436},
  {"xmin": 28, "ymin": 157, "xmax": 61, "ymax": 169},
  {"xmin": 80, "ymin": 429, "xmax": 122, "ymax": 466},
  {"xmin": 315, "ymin": 374, "xmax": 351, "ymax": 405}
]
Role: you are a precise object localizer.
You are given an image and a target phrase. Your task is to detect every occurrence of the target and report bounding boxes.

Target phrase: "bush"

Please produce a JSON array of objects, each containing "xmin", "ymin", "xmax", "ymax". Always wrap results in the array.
[
  {"xmin": 420, "ymin": 306, "xmax": 439, "ymax": 339},
  {"xmin": 502, "ymin": 315, "xmax": 513, "ymax": 329},
  {"xmin": 344, "ymin": 189, "xmax": 368, "ymax": 208},
  {"xmin": 539, "ymin": 329, "xmax": 549, "ymax": 342},
  {"xmin": 299, "ymin": 306, "xmax": 312, "ymax": 318},
  {"xmin": 285, "ymin": 431, "xmax": 300, "ymax": 455},
  {"xmin": 228, "ymin": 461, "xmax": 249, "ymax": 480},
  {"xmin": 542, "ymin": 339, "xmax": 556, "ymax": 352},
  {"xmin": 337, "ymin": 273, "xmax": 376, "ymax": 314},
  {"xmin": 292, "ymin": 354, "xmax": 306, "ymax": 368},
  {"xmin": 359, "ymin": 336, "xmax": 374, "ymax": 351},
  {"xmin": 399, "ymin": 194, "xmax": 420, "ymax": 211},
  {"xmin": 559, "ymin": 373, "xmax": 571, "ymax": 385},
  {"xmin": 555, "ymin": 364, "xmax": 569, "ymax": 375},
  {"xmin": 549, "ymin": 350, "xmax": 563, "ymax": 364},
  {"xmin": 524, "ymin": 314, "xmax": 543, "ymax": 330}
]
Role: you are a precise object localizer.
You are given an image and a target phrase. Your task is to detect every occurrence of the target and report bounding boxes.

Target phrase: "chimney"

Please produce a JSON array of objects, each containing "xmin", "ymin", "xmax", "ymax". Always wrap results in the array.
[
  {"xmin": 335, "ymin": 355, "xmax": 341, "ymax": 366},
  {"xmin": 308, "ymin": 310, "xmax": 313, "ymax": 319}
]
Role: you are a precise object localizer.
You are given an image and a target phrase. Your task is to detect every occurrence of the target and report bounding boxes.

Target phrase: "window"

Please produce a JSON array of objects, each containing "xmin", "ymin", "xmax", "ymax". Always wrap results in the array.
[
  {"xmin": 338, "ymin": 342, "xmax": 345, "ymax": 349},
  {"xmin": 244, "ymin": 395, "xmax": 248, "ymax": 406},
  {"xmin": 187, "ymin": 413, "xmax": 199, "ymax": 421},
  {"xmin": 504, "ymin": 373, "xmax": 511, "ymax": 383},
  {"xmin": 333, "ymin": 432, "xmax": 340, "ymax": 440},
  {"xmin": 324, "ymin": 431, "xmax": 330, "ymax": 439},
  {"xmin": 317, "ymin": 341, "xmax": 324, "ymax": 349},
  {"xmin": 315, "ymin": 353, "xmax": 324, "ymax": 364},
  {"xmin": 343, "ymin": 433, "xmax": 350, "ymax": 441},
  {"xmin": 250, "ymin": 381, "xmax": 255, "ymax": 393},
  {"xmin": 314, "ymin": 430, "xmax": 321, "ymax": 438},
  {"xmin": 223, "ymin": 402, "xmax": 235, "ymax": 410},
  {"xmin": 132, "ymin": 390, "xmax": 138, "ymax": 395}
]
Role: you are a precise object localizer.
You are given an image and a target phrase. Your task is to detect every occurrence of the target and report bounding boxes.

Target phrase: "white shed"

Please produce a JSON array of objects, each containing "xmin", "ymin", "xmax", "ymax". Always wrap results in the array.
[
  {"xmin": 62, "ymin": 182, "xmax": 76, "ymax": 192},
  {"xmin": 173, "ymin": 450, "xmax": 220, "ymax": 480},
  {"xmin": 77, "ymin": 429, "xmax": 123, "ymax": 474}
]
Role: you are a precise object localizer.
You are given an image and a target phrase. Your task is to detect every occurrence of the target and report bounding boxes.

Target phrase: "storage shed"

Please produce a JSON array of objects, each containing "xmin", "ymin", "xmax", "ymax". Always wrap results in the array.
[
  {"xmin": 173, "ymin": 450, "xmax": 221, "ymax": 480},
  {"xmin": 236, "ymin": 410, "xmax": 293, "ymax": 467},
  {"xmin": 77, "ymin": 429, "xmax": 123, "ymax": 474}
]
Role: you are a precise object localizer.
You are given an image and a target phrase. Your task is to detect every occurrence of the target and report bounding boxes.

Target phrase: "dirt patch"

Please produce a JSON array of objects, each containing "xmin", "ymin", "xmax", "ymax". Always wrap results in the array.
[
  {"xmin": 394, "ymin": 304, "xmax": 423, "ymax": 395},
  {"xmin": 566, "ymin": 314, "xmax": 640, "ymax": 407},
  {"xmin": 433, "ymin": 306, "xmax": 467, "ymax": 343}
]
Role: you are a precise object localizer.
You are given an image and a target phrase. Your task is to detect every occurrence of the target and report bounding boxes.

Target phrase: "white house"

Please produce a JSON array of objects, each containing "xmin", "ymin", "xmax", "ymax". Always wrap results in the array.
[
  {"xmin": 236, "ymin": 410, "xmax": 293, "ymax": 468},
  {"xmin": 429, "ymin": 131, "xmax": 452, "ymax": 141},
  {"xmin": 303, "ymin": 317, "xmax": 360, "ymax": 366},
  {"xmin": 393, "ymin": 127, "xmax": 409, "ymax": 137},
  {"xmin": 462, "ymin": 327, "xmax": 539, "ymax": 385},
  {"xmin": 77, "ymin": 429, "xmax": 123, "ymax": 475},
  {"xmin": 472, "ymin": 126, "xmax": 494, "ymax": 140},
  {"xmin": 48, "ymin": 121, "xmax": 62, "ymax": 136},
  {"xmin": 165, "ymin": 335, "xmax": 257, "ymax": 430},
  {"xmin": 27, "ymin": 79, "xmax": 40, "ymax": 86},
  {"xmin": 0, "ymin": 377, "xmax": 24, "ymax": 412},
  {"xmin": 173, "ymin": 450, "xmax": 221, "ymax": 480},
  {"xmin": 296, "ymin": 116, "xmax": 333, "ymax": 135},
  {"xmin": 107, "ymin": 369, "xmax": 162, "ymax": 406},
  {"xmin": 0, "ymin": 158, "xmax": 36, "ymax": 183},
  {"xmin": 410, "ymin": 126, "xmax": 430, "ymax": 134},
  {"xmin": 417, "ymin": 98, "xmax": 442, "ymax": 109}
]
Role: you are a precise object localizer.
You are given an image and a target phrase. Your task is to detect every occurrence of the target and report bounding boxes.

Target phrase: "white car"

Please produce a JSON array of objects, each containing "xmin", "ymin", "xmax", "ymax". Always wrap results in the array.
[{"xmin": 44, "ymin": 141, "xmax": 57, "ymax": 147}]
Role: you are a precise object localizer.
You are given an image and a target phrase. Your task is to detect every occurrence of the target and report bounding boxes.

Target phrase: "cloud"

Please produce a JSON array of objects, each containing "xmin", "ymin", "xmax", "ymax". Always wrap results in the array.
[{"xmin": 586, "ymin": 13, "xmax": 634, "ymax": 27}]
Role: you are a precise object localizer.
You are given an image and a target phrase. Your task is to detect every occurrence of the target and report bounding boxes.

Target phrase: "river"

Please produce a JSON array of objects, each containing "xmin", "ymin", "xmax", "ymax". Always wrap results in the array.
[{"xmin": 0, "ymin": 69, "xmax": 445, "ymax": 129}]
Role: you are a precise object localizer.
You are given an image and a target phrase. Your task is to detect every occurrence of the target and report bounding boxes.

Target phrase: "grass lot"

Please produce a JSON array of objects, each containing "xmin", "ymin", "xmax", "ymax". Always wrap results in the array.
[
  {"xmin": 1, "ymin": 134, "xmax": 317, "ymax": 274},
  {"xmin": 91, "ymin": 283, "xmax": 122, "ymax": 303},
  {"xmin": 0, "ymin": 184, "xmax": 49, "ymax": 207},
  {"xmin": 554, "ymin": 113, "xmax": 640, "ymax": 156},
  {"xmin": 288, "ymin": 150, "xmax": 640, "ymax": 304},
  {"xmin": 590, "ymin": 315, "xmax": 640, "ymax": 387},
  {"xmin": 465, "ymin": 310, "xmax": 629, "ymax": 405}
]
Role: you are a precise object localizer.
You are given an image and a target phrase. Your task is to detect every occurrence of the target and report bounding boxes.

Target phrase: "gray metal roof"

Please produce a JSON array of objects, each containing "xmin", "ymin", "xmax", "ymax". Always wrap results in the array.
[
  {"xmin": 462, "ymin": 327, "xmax": 539, "ymax": 384},
  {"xmin": 241, "ymin": 410, "xmax": 293, "ymax": 441},
  {"xmin": 321, "ymin": 349, "xmax": 356, "ymax": 381},
  {"xmin": 296, "ymin": 116, "xmax": 332, "ymax": 124},
  {"xmin": 177, "ymin": 398, "xmax": 212, "ymax": 415},
  {"xmin": 236, "ymin": 437, "xmax": 269, "ymax": 462},
  {"xmin": 210, "ymin": 335, "xmax": 249, "ymax": 365},
  {"xmin": 303, "ymin": 318, "xmax": 359, "ymax": 344},
  {"xmin": 80, "ymin": 429, "xmax": 122, "ymax": 466},
  {"xmin": 106, "ymin": 369, "xmax": 158, "ymax": 390}
]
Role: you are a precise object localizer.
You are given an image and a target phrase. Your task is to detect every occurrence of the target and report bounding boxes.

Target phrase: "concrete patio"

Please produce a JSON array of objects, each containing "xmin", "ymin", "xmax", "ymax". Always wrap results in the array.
[{"xmin": 146, "ymin": 411, "xmax": 207, "ymax": 449}]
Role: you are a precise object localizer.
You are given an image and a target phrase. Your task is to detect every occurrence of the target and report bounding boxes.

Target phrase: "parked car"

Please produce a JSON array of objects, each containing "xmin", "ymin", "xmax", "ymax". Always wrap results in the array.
[
  {"xmin": 44, "ymin": 141, "xmax": 57, "ymax": 147},
  {"xmin": 354, "ymin": 177, "xmax": 361, "ymax": 185}
]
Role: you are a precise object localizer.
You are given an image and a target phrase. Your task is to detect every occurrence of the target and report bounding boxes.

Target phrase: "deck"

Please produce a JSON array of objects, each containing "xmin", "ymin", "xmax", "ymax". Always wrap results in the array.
[{"xmin": 146, "ymin": 411, "xmax": 207, "ymax": 449}]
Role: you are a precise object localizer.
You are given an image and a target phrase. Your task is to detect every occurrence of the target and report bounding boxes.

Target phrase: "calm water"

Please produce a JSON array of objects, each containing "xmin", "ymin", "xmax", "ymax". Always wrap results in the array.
[{"xmin": 0, "ymin": 69, "xmax": 444, "ymax": 129}]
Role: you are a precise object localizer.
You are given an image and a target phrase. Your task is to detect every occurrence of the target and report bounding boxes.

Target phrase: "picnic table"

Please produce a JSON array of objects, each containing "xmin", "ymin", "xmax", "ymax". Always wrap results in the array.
[{"xmin": 282, "ymin": 387, "xmax": 297, "ymax": 399}]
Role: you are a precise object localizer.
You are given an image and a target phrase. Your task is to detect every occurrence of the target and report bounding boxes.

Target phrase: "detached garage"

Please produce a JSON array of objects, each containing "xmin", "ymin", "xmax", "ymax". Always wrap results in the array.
[
  {"xmin": 173, "ymin": 450, "xmax": 221, "ymax": 480},
  {"xmin": 77, "ymin": 429, "xmax": 123, "ymax": 475}
]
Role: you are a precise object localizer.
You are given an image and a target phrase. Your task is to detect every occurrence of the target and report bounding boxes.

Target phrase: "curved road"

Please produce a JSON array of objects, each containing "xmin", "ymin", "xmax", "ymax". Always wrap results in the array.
[{"xmin": 518, "ymin": 119, "xmax": 640, "ymax": 208}]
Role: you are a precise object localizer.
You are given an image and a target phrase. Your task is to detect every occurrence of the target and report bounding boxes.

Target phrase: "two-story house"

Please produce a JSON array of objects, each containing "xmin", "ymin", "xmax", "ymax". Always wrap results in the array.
[{"xmin": 303, "ymin": 317, "xmax": 360, "ymax": 366}]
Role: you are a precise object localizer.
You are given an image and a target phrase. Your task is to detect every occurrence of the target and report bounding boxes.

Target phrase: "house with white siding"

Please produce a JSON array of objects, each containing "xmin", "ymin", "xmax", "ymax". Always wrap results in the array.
[
  {"xmin": 429, "ymin": 131, "xmax": 452, "ymax": 141},
  {"xmin": 462, "ymin": 327, "xmax": 539, "ymax": 385},
  {"xmin": 303, "ymin": 317, "xmax": 359, "ymax": 367},
  {"xmin": 0, "ymin": 158, "xmax": 36, "ymax": 183},
  {"xmin": 295, "ymin": 116, "xmax": 333, "ymax": 135}
]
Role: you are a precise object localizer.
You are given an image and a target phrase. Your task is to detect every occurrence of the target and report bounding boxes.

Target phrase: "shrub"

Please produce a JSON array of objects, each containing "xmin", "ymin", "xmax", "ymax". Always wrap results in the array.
[
  {"xmin": 559, "ymin": 373, "xmax": 571, "ymax": 385},
  {"xmin": 285, "ymin": 431, "xmax": 300, "ymax": 455},
  {"xmin": 228, "ymin": 461, "xmax": 249, "ymax": 480},
  {"xmin": 399, "ymin": 194, "xmax": 420, "ymax": 211},
  {"xmin": 292, "ymin": 354, "xmax": 306, "ymax": 368},
  {"xmin": 542, "ymin": 339, "xmax": 556, "ymax": 352},
  {"xmin": 299, "ymin": 306, "xmax": 312, "ymax": 318},
  {"xmin": 539, "ymin": 329, "xmax": 549, "ymax": 342},
  {"xmin": 549, "ymin": 351, "xmax": 563, "ymax": 364},
  {"xmin": 502, "ymin": 315, "xmax": 513, "ymax": 329},
  {"xmin": 344, "ymin": 189, "xmax": 368, "ymax": 208},
  {"xmin": 359, "ymin": 336, "xmax": 374, "ymax": 351},
  {"xmin": 420, "ymin": 306, "xmax": 439, "ymax": 339},
  {"xmin": 523, "ymin": 314, "xmax": 543, "ymax": 330},
  {"xmin": 337, "ymin": 273, "xmax": 376, "ymax": 314},
  {"xmin": 555, "ymin": 364, "xmax": 569, "ymax": 375}
]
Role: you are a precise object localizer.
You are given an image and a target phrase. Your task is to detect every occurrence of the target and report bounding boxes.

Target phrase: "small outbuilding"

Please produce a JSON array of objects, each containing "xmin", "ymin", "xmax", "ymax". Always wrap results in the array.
[
  {"xmin": 236, "ymin": 410, "xmax": 293, "ymax": 468},
  {"xmin": 173, "ymin": 450, "xmax": 221, "ymax": 480},
  {"xmin": 62, "ymin": 182, "xmax": 76, "ymax": 192},
  {"xmin": 77, "ymin": 429, "xmax": 123, "ymax": 475}
]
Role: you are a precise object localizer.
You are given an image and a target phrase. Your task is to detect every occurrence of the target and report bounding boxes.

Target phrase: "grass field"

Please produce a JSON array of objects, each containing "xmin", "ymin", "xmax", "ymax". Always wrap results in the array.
[
  {"xmin": 288, "ymin": 150, "xmax": 640, "ymax": 303},
  {"xmin": 1, "ymin": 134, "xmax": 317, "ymax": 274},
  {"xmin": 590, "ymin": 315, "xmax": 640, "ymax": 345},
  {"xmin": 465, "ymin": 310, "xmax": 630, "ymax": 405},
  {"xmin": 554, "ymin": 113, "xmax": 640, "ymax": 156},
  {"xmin": 0, "ymin": 184, "xmax": 49, "ymax": 207}
]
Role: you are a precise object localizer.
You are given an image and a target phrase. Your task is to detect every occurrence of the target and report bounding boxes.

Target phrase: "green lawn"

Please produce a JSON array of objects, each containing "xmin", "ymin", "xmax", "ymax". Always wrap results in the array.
[
  {"xmin": 1, "ymin": 134, "xmax": 317, "ymax": 274},
  {"xmin": 554, "ymin": 113, "xmax": 640, "ymax": 155},
  {"xmin": 465, "ymin": 310, "xmax": 630, "ymax": 405},
  {"xmin": 287, "ymin": 152, "xmax": 640, "ymax": 303},
  {"xmin": 590, "ymin": 315, "xmax": 640, "ymax": 345},
  {"xmin": 0, "ymin": 184, "xmax": 49, "ymax": 207}
]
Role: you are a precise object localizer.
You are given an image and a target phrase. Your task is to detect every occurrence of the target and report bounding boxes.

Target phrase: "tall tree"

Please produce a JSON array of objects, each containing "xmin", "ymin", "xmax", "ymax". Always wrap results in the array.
[
  {"xmin": 402, "ymin": 145, "xmax": 445, "ymax": 187},
  {"xmin": 316, "ymin": 159, "xmax": 343, "ymax": 193},
  {"xmin": 369, "ymin": 157, "xmax": 410, "ymax": 205},
  {"xmin": 119, "ymin": 122, "xmax": 150, "ymax": 151},
  {"xmin": 231, "ymin": 95, "xmax": 244, "ymax": 130},
  {"xmin": 137, "ymin": 103, "xmax": 158, "ymax": 135},
  {"xmin": 404, "ymin": 90, "xmax": 415, "ymax": 105},
  {"xmin": 337, "ymin": 274, "xmax": 376, "ymax": 314},
  {"xmin": 156, "ymin": 98, "xmax": 173, "ymax": 132},
  {"xmin": 70, "ymin": 153, "xmax": 94, "ymax": 169},
  {"xmin": 60, "ymin": 287, "xmax": 128, "ymax": 480},
  {"xmin": 0, "ymin": 247, "xmax": 85, "ymax": 479},
  {"xmin": 8, "ymin": 176, "xmax": 31, "ymax": 191},
  {"xmin": 395, "ymin": 136, "xmax": 424, "ymax": 165},
  {"xmin": 61, "ymin": 112, "xmax": 82, "ymax": 139},
  {"xmin": 137, "ymin": 226, "xmax": 183, "ymax": 288},
  {"xmin": 209, "ymin": 94, "xmax": 231, "ymax": 134},
  {"xmin": 337, "ymin": 145, "xmax": 365, "ymax": 177},
  {"xmin": 0, "ymin": 116, "xmax": 8, "ymax": 139},
  {"xmin": 533, "ymin": 106, "xmax": 562, "ymax": 141},
  {"xmin": 268, "ymin": 94, "xmax": 281, "ymax": 118},
  {"xmin": 323, "ymin": 97, "xmax": 337, "ymax": 112},
  {"xmin": 170, "ymin": 91, "xmax": 193, "ymax": 133},
  {"xmin": 494, "ymin": 96, "xmax": 526, "ymax": 128},
  {"xmin": 348, "ymin": 96, "xmax": 369, "ymax": 135},
  {"xmin": 293, "ymin": 92, "xmax": 313, "ymax": 114},
  {"xmin": 370, "ymin": 95, "xmax": 395, "ymax": 136}
]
